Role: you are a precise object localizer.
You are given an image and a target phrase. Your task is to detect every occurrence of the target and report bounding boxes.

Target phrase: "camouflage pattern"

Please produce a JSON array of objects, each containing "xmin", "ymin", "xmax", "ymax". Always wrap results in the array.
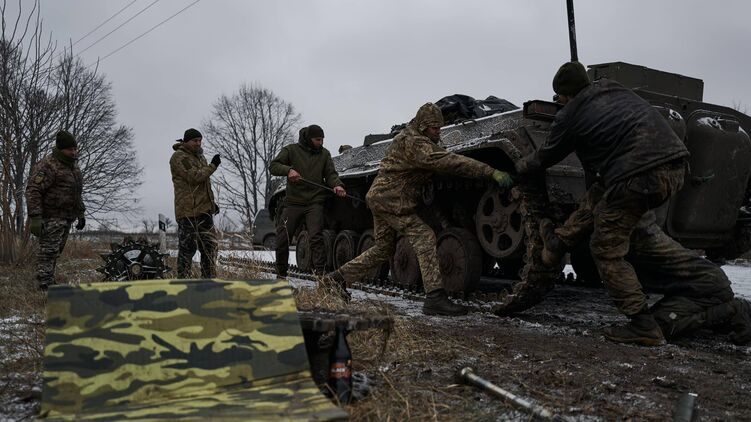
[
  {"xmin": 275, "ymin": 204, "xmax": 325, "ymax": 276},
  {"xmin": 555, "ymin": 170, "xmax": 738, "ymax": 340},
  {"xmin": 365, "ymin": 103, "xmax": 496, "ymax": 215},
  {"xmin": 176, "ymin": 215, "xmax": 218, "ymax": 278},
  {"xmin": 26, "ymin": 149, "xmax": 85, "ymax": 219},
  {"xmin": 338, "ymin": 211, "xmax": 442, "ymax": 293},
  {"xmin": 169, "ymin": 143, "xmax": 218, "ymax": 220},
  {"xmin": 588, "ymin": 162, "xmax": 686, "ymax": 315},
  {"xmin": 41, "ymin": 278, "xmax": 348, "ymax": 421},
  {"xmin": 36, "ymin": 218, "xmax": 73, "ymax": 286}
]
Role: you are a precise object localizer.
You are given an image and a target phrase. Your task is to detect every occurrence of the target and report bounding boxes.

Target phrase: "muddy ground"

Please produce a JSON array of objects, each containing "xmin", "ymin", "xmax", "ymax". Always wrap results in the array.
[
  {"xmin": 340, "ymin": 285, "xmax": 751, "ymax": 421},
  {"xmin": 1, "ymin": 249, "xmax": 750, "ymax": 421}
]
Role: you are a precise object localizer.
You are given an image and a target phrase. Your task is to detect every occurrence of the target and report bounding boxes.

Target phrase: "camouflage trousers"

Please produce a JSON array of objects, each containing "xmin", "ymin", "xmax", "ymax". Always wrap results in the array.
[
  {"xmin": 177, "ymin": 214, "xmax": 218, "ymax": 278},
  {"xmin": 556, "ymin": 162, "xmax": 737, "ymax": 338},
  {"xmin": 558, "ymin": 161, "xmax": 686, "ymax": 315},
  {"xmin": 275, "ymin": 204, "xmax": 325, "ymax": 276},
  {"xmin": 36, "ymin": 218, "xmax": 72, "ymax": 286},
  {"xmin": 338, "ymin": 211, "xmax": 442, "ymax": 293}
]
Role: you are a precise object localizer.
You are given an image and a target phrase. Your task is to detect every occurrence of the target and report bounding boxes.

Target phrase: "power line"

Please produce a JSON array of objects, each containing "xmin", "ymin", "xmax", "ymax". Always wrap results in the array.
[
  {"xmin": 76, "ymin": 0, "xmax": 161, "ymax": 57},
  {"xmin": 71, "ymin": 0, "xmax": 139, "ymax": 48},
  {"xmin": 89, "ymin": 0, "xmax": 202, "ymax": 66}
]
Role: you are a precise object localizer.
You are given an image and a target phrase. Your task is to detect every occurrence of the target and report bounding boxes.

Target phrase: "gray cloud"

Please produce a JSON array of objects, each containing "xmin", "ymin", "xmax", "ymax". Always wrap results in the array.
[{"xmin": 15, "ymin": 0, "xmax": 751, "ymax": 227}]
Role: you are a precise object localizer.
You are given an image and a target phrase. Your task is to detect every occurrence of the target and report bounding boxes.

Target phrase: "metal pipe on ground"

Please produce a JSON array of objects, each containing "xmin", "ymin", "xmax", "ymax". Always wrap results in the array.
[
  {"xmin": 456, "ymin": 367, "xmax": 556, "ymax": 420},
  {"xmin": 673, "ymin": 392, "xmax": 698, "ymax": 422}
]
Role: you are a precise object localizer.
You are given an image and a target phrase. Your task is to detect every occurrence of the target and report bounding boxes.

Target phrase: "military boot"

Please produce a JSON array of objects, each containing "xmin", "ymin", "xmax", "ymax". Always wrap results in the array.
[
  {"xmin": 603, "ymin": 309, "xmax": 666, "ymax": 347},
  {"xmin": 539, "ymin": 219, "xmax": 565, "ymax": 267},
  {"xmin": 730, "ymin": 298, "xmax": 751, "ymax": 345},
  {"xmin": 276, "ymin": 265, "xmax": 288, "ymax": 279},
  {"xmin": 423, "ymin": 289, "xmax": 468, "ymax": 316},
  {"xmin": 323, "ymin": 270, "xmax": 351, "ymax": 302}
]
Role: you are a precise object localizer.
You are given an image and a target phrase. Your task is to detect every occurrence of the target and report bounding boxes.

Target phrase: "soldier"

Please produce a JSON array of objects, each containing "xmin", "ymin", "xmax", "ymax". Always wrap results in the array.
[
  {"xmin": 270, "ymin": 124, "xmax": 346, "ymax": 277},
  {"xmin": 540, "ymin": 184, "xmax": 751, "ymax": 346},
  {"xmin": 327, "ymin": 103, "xmax": 514, "ymax": 315},
  {"xmin": 516, "ymin": 61, "xmax": 723, "ymax": 346},
  {"xmin": 26, "ymin": 130, "xmax": 86, "ymax": 291},
  {"xmin": 170, "ymin": 128, "xmax": 221, "ymax": 278}
]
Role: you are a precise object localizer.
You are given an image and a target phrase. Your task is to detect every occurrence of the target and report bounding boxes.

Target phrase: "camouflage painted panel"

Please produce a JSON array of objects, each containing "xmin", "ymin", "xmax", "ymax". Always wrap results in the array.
[
  {"xmin": 41, "ymin": 278, "xmax": 346, "ymax": 420},
  {"xmin": 44, "ymin": 377, "xmax": 347, "ymax": 421}
]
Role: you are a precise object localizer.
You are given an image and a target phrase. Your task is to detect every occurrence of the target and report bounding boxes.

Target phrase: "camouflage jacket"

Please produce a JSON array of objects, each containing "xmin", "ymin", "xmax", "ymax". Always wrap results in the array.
[
  {"xmin": 366, "ymin": 125, "xmax": 495, "ymax": 215},
  {"xmin": 524, "ymin": 78, "xmax": 689, "ymax": 187},
  {"xmin": 25, "ymin": 149, "xmax": 85, "ymax": 219},
  {"xmin": 170, "ymin": 143, "xmax": 218, "ymax": 219},
  {"xmin": 269, "ymin": 140, "xmax": 343, "ymax": 206}
]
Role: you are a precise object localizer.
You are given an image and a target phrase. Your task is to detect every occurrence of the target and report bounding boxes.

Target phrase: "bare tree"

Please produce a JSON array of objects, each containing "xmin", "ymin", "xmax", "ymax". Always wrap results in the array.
[
  {"xmin": 732, "ymin": 100, "xmax": 748, "ymax": 115},
  {"xmin": 0, "ymin": 1, "xmax": 142, "ymax": 263},
  {"xmin": 53, "ymin": 55, "xmax": 143, "ymax": 216},
  {"xmin": 0, "ymin": 0, "xmax": 58, "ymax": 262},
  {"xmin": 203, "ymin": 84, "xmax": 300, "ymax": 229},
  {"xmin": 141, "ymin": 218, "xmax": 156, "ymax": 234}
]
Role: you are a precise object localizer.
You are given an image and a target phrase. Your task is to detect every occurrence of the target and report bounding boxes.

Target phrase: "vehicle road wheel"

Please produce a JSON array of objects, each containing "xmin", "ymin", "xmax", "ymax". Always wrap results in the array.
[
  {"xmin": 263, "ymin": 234, "xmax": 277, "ymax": 250},
  {"xmin": 389, "ymin": 237, "xmax": 422, "ymax": 290},
  {"xmin": 357, "ymin": 229, "xmax": 389, "ymax": 283},
  {"xmin": 296, "ymin": 230, "xmax": 311, "ymax": 272},
  {"xmin": 475, "ymin": 187, "xmax": 525, "ymax": 258},
  {"xmin": 437, "ymin": 228, "xmax": 483, "ymax": 295},
  {"xmin": 334, "ymin": 230, "xmax": 359, "ymax": 269}
]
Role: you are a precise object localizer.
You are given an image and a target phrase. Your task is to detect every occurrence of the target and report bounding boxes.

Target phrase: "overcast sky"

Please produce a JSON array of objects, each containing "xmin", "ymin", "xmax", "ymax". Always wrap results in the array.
[{"xmin": 10, "ymin": 0, "xmax": 751, "ymax": 229}]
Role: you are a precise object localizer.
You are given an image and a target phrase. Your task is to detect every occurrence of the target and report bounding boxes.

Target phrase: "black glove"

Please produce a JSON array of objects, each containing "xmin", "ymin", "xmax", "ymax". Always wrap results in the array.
[
  {"xmin": 211, "ymin": 154, "xmax": 221, "ymax": 167},
  {"xmin": 76, "ymin": 216, "xmax": 86, "ymax": 230}
]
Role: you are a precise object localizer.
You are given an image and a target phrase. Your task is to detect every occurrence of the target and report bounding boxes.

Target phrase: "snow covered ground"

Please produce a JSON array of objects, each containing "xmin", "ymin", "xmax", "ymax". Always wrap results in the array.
[{"xmin": 210, "ymin": 249, "xmax": 751, "ymax": 300}]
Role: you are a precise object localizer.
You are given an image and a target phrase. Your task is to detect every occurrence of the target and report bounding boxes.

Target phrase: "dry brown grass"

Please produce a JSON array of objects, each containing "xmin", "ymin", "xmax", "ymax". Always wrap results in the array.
[{"xmin": 60, "ymin": 237, "xmax": 103, "ymax": 260}]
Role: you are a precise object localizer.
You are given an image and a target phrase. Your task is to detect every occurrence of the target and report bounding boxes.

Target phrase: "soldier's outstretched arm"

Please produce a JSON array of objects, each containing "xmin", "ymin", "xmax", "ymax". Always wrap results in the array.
[
  {"xmin": 409, "ymin": 138, "xmax": 495, "ymax": 180},
  {"xmin": 519, "ymin": 115, "xmax": 576, "ymax": 174},
  {"xmin": 170, "ymin": 155, "xmax": 216, "ymax": 185}
]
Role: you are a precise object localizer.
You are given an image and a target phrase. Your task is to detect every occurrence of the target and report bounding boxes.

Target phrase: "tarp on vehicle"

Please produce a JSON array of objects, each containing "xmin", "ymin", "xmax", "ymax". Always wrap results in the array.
[{"xmin": 40, "ymin": 278, "xmax": 348, "ymax": 421}]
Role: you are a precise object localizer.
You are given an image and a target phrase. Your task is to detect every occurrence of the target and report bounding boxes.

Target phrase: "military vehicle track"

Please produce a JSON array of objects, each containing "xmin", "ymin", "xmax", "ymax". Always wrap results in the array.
[{"xmin": 221, "ymin": 180, "xmax": 565, "ymax": 315}]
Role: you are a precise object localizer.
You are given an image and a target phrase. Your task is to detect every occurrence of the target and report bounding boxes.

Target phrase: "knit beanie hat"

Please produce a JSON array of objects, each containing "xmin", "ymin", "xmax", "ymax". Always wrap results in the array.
[
  {"xmin": 307, "ymin": 124, "xmax": 325, "ymax": 138},
  {"xmin": 56, "ymin": 130, "xmax": 77, "ymax": 149},
  {"xmin": 183, "ymin": 128, "xmax": 202, "ymax": 142},
  {"xmin": 552, "ymin": 61, "xmax": 591, "ymax": 96}
]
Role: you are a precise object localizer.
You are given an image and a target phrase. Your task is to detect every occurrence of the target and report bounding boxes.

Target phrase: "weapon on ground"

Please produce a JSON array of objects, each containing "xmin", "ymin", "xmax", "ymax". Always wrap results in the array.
[
  {"xmin": 456, "ymin": 367, "xmax": 556, "ymax": 420},
  {"xmin": 298, "ymin": 177, "xmax": 364, "ymax": 204}
]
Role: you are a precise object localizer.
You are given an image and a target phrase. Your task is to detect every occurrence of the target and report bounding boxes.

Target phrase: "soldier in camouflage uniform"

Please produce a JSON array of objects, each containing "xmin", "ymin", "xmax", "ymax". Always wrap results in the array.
[
  {"xmin": 25, "ymin": 130, "xmax": 86, "ymax": 290},
  {"xmin": 541, "ymin": 183, "xmax": 751, "ymax": 345},
  {"xmin": 516, "ymin": 61, "xmax": 727, "ymax": 346},
  {"xmin": 270, "ymin": 124, "xmax": 346, "ymax": 277},
  {"xmin": 328, "ymin": 103, "xmax": 514, "ymax": 315},
  {"xmin": 170, "ymin": 128, "xmax": 221, "ymax": 278}
]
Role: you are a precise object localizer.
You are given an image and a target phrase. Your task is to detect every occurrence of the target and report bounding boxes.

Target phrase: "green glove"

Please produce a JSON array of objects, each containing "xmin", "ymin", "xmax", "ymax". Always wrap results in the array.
[
  {"xmin": 492, "ymin": 170, "xmax": 514, "ymax": 190},
  {"xmin": 29, "ymin": 216, "xmax": 42, "ymax": 237}
]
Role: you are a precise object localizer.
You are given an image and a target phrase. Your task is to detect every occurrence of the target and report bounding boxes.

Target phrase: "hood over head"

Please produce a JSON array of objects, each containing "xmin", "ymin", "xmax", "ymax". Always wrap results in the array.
[{"xmin": 411, "ymin": 103, "xmax": 444, "ymax": 133}]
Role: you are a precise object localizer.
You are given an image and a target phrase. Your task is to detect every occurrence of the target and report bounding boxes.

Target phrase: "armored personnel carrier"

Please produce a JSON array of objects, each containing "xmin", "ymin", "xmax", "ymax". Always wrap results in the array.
[{"xmin": 268, "ymin": 62, "xmax": 751, "ymax": 314}]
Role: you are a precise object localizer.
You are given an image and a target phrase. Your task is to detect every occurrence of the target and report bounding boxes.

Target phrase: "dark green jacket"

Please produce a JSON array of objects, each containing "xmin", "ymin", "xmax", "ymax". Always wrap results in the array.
[{"xmin": 269, "ymin": 141, "xmax": 343, "ymax": 206}]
